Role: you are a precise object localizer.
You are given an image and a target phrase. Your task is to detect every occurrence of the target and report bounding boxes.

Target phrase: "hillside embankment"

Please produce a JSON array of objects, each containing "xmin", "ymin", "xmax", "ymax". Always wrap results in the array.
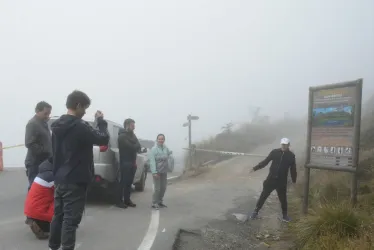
[{"xmin": 182, "ymin": 94, "xmax": 374, "ymax": 250}]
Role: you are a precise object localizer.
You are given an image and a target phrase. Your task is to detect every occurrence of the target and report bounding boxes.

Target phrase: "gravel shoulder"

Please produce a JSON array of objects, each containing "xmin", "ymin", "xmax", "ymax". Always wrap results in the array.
[{"xmin": 172, "ymin": 139, "xmax": 305, "ymax": 250}]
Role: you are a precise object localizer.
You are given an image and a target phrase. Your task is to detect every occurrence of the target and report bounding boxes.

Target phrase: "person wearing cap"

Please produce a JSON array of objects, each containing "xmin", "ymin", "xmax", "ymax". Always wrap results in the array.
[
  {"xmin": 248, "ymin": 138, "xmax": 297, "ymax": 222},
  {"xmin": 116, "ymin": 118, "xmax": 141, "ymax": 209}
]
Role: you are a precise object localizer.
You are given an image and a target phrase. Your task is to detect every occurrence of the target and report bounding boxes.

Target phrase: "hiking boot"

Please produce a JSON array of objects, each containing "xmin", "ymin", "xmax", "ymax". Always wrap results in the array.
[
  {"xmin": 126, "ymin": 201, "xmax": 136, "ymax": 207},
  {"xmin": 151, "ymin": 204, "xmax": 160, "ymax": 210},
  {"xmin": 282, "ymin": 215, "xmax": 291, "ymax": 222},
  {"xmin": 249, "ymin": 211, "xmax": 259, "ymax": 220},
  {"xmin": 30, "ymin": 221, "xmax": 49, "ymax": 240},
  {"xmin": 25, "ymin": 217, "xmax": 31, "ymax": 225},
  {"xmin": 116, "ymin": 203, "xmax": 128, "ymax": 209},
  {"xmin": 158, "ymin": 203, "xmax": 167, "ymax": 208}
]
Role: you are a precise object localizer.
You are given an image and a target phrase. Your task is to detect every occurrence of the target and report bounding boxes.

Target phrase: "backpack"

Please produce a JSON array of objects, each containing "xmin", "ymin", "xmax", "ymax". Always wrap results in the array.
[{"xmin": 167, "ymin": 155, "xmax": 175, "ymax": 173}]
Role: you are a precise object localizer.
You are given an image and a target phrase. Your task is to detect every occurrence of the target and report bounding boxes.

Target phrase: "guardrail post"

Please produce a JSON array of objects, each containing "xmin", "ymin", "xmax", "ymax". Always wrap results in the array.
[{"xmin": 0, "ymin": 141, "xmax": 3, "ymax": 171}]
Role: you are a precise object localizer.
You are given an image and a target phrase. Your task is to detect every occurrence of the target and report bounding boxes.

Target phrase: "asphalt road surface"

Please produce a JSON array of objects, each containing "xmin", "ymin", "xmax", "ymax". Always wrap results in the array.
[{"xmin": 0, "ymin": 140, "xmax": 291, "ymax": 250}]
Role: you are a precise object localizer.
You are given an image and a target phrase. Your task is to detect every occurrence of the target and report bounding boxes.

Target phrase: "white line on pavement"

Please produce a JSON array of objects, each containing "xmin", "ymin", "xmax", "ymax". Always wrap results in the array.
[
  {"xmin": 137, "ymin": 177, "xmax": 161, "ymax": 250},
  {"xmin": 137, "ymin": 209, "xmax": 160, "ymax": 250}
]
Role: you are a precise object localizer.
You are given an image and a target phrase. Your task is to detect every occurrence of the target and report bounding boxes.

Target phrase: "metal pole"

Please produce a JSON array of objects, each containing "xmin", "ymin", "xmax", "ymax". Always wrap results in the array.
[
  {"xmin": 188, "ymin": 116, "xmax": 192, "ymax": 170},
  {"xmin": 351, "ymin": 79, "xmax": 363, "ymax": 206},
  {"xmin": 303, "ymin": 88, "xmax": 314, "ymax": 215},
  {"xmin": 302, "ymin": 168, "xmax": 310, "ymax": 214}
]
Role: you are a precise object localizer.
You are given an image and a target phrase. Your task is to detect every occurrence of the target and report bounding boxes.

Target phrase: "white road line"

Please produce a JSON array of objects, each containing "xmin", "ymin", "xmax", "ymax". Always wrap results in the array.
[
  {"xmin": 137, "ymin": 209, "xmax": 160, "ymax": 250},
  {"xmin": 137, "ymin": 178, "xmax": 160, "ymax": 250}
]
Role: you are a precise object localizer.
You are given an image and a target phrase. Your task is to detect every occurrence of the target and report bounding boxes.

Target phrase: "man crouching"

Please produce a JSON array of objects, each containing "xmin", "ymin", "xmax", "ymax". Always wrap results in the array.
[{"xmin": 24, "ymin": 158, "xmax": 54, "ymax": 239}]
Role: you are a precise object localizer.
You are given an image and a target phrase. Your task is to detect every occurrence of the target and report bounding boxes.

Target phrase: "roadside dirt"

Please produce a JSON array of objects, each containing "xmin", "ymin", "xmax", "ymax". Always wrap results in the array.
[{"xmin": 173, "ymin": 136, "xmax": 306, "ymax": 250}]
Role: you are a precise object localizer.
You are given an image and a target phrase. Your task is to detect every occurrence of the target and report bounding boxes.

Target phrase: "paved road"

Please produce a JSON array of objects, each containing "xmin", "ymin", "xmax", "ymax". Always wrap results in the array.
[{"xmin": 0, "ymin": 143, "xmax": 280, "ymax": 250}]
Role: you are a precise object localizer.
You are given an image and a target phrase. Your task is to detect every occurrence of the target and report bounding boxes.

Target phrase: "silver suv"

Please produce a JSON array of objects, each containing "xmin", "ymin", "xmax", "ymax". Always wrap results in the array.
[{"xmin": 47, "ymin": 116, "xmax": 153, "ymax": 198}]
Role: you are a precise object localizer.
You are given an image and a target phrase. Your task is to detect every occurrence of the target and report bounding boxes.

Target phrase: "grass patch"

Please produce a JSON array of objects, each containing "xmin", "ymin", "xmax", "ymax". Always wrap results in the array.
[
  {"xmin": 288, "ymin": 170, "xmax": 374, "ymax": 249},
  {"xmin": 287, "ymin": 157, "xmax": 374, "ymax": 249},
  {"xmin": 292, "ymin": 203, "xmax": 369, "ymax": 249}
]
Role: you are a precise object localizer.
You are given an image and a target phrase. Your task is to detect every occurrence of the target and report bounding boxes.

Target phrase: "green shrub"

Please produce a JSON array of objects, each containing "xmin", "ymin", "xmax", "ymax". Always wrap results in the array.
[{"xmin": 292, "ymin": 203, "xmax": 367, "ymax": 249}]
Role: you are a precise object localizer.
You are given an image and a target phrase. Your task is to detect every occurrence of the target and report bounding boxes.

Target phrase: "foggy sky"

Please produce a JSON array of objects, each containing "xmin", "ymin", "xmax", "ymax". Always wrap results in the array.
[{"xmin": 1, "ymin": 0, "xmax": 373, "ymax": 166}]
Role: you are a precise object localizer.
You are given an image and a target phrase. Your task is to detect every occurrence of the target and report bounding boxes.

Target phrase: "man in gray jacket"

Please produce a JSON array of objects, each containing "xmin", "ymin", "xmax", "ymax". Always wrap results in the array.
[{"xmin": 24, "ymin": 101, "xmax": 53, "ymax": 190}]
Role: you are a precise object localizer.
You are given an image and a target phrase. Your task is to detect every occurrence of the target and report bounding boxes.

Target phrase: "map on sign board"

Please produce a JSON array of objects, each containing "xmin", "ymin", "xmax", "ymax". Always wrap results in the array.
[{"xmin": 309, "ymin": 86, "xmax": 356, "ymax": 167}]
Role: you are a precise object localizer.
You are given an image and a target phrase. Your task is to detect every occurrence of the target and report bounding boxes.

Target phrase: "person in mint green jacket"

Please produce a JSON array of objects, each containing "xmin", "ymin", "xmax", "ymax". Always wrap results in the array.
[{"xmin": 149, "ymin": 134, "xmax": 172, "ymax": 210}]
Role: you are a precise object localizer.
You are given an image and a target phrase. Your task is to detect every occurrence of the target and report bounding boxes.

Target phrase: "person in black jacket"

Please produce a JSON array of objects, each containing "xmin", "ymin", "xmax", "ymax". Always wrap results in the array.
[
  {"xmin": 116, "ymin": 118, "xmax": 141, "ymax": 209},
  {"xmin": 248, "ymin": 138, "xmax": 297, "ymax": 222},
  {"xmin": 48, "ymin": 90, "xmax": 110, "ymax": 250},
  {"xmin": 24, "ymin": 101, "xmax": 52, "ymax": 190}
]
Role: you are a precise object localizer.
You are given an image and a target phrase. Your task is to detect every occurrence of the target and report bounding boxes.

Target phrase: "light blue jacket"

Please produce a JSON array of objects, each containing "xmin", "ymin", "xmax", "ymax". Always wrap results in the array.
[{"xmin": 149, "ymin": 144, "xmax": 172, "ymax": 174}]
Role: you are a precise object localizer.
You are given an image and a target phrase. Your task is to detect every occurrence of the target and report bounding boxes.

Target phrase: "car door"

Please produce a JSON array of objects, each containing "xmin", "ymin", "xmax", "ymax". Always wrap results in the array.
[{"xmin": 111, "ymin": 125, "xmax": 121, "ymax": 173}]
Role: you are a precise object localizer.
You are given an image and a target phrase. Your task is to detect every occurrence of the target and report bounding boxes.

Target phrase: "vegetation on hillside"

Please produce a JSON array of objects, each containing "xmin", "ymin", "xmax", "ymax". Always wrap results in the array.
[
  {"xmin": 184, "ymin": 93, "xmax": 374, "ymax": 249},
  {"xmin": 184, "ymin": 117, "xmax": 305, "ymax": 170}
]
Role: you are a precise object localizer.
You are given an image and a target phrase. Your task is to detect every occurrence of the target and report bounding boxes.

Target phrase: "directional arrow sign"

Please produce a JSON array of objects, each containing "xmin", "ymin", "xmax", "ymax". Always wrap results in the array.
[
  {"xmin": 188, "ymin": 115, "xmax": 199, "ymax": 120},
  {"xmin": 182, "ymin": 122, "xmax": 189, "ymax": 127}
]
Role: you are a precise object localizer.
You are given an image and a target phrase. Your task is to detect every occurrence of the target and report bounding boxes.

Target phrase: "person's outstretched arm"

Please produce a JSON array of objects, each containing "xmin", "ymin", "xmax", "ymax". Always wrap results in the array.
[
  {"xmin": 252, "ymin": 149, "xmax": 274, "ymax": 171},
  {"xmin": 81, "ymin": 117, "xmax": 110, "ymax": 146},
  {"xmin": 290, "ymin": 153, "xmax": 297, "ymax": 183}
]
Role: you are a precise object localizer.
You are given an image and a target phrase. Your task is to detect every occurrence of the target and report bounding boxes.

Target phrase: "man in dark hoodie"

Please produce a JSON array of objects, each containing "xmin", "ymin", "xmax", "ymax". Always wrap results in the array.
[
  {"xmin": 48, "ymin": 90, "xmax": 110, "ymax": 250},
  {"xmin": 248, "ymin": 138, "xmax": 297, "ymax": 222},
  {"xmin": 25, "ymin": 101, "xmax": 52, "ymax": 190},
  {"xmin": 116, "ymin": 118, "xmax": 141, "ymax": 209}
]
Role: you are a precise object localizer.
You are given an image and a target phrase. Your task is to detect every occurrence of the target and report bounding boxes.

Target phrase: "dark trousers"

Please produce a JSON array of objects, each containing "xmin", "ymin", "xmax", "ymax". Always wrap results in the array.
[
  {"xmin": 26, "ymin": 166, "xmax": 38, "ymax": 191},
  {"xmin": 118, "ymin": 164, "xmax": 136, "ymax": 204},
  {"xmin": 49, "ymin": 184, "xmax": 87, "ymax": 250},
  {"xmin": 255, "ymin": 179, "xmax": 288, "ymax": 215},
  {"xmin": 31, "ymin": 218, "xmax": 50, "ymax": 232}
]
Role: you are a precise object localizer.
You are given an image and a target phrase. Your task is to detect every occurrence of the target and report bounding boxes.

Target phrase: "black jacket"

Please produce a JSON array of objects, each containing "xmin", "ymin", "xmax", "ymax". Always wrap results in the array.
[
  {"xmin": 37, "ymin": 158, "xmax": 54, "ymax": 183},
  {"xmin": 24, "ymin": 116, "xmax": 52, "ymax": 168},
  {"xmin": 253, "ymin": 148, "xmax": 297, "ymax": 184},
  {"xmin": 118, "ymin": 128, "xmax": 141, "ymax": 166},
  {"xmin": 51, "ymin": 115, "xmax": 110, "ymax": 185}
]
